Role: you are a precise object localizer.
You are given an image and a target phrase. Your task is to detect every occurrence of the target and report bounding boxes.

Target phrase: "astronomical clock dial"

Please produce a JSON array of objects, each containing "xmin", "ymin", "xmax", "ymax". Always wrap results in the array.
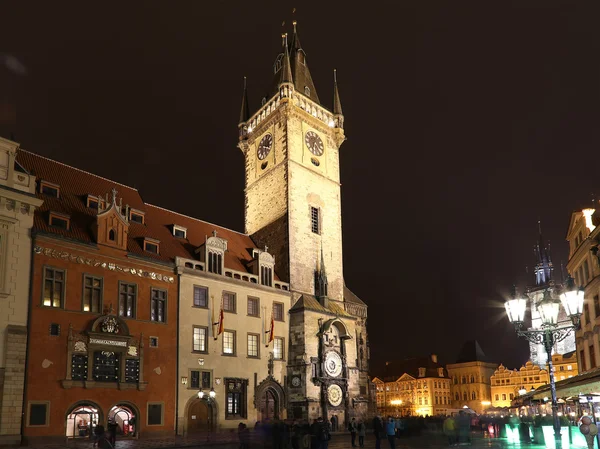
[
  {"xmin": 257, "ymin": 133, "xmax": 273, "ymax": 160},
  {"xmin": 305, "ymin": 131, "xmax": 324, "ymax": 156},
  {"xmin": 291, "ymin": 376, "xmax": 301, "ymax": 387},
  {"xmin": 327, "ymin": 384, "xmax": 343, "ymax": 407},
  {"xmin": 324, "ymin": 351, "xmax": 343, "ymax": 378}
]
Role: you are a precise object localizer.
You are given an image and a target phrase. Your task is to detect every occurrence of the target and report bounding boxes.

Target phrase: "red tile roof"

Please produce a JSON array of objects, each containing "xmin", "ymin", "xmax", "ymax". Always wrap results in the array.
[{"xmin": 17, "ymin": 150, "xmax": 260, "ymax": 273}]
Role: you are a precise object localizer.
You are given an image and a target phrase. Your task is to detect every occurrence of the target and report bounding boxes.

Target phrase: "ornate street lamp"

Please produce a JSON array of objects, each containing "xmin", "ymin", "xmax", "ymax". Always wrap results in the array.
[
  {"xmin": 504, "ymin": 280, "xmax": 582, "ymax": 449},
  {"xmin": 198, "ymin": 387, "xmax": 217, "ymax": 400}
]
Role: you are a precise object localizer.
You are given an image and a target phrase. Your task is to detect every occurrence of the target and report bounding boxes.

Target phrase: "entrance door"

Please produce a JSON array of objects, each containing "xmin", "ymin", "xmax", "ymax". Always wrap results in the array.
[
  {"xmin": 188, "ymin": 400, "xmax": 211, "ymax": 433},
  {"xmin": 260, "ymin": 389, "xmax": 278, "ymax": 421},
  {"xmin": 66, "ymin": 405, "xmax": 100, "ymax": 439}
]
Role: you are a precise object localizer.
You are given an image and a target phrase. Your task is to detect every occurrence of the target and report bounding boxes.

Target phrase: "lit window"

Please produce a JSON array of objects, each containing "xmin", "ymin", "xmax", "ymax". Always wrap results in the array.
[
  {"xmin": 150, "ymin": 288, "xmax": 166, "ymax": 322},
  {"xmin": 118, "ymin": 282, "xmax": 137, "ymax": 318},
  {"xmin": 223, "ymin": 292, "xmax": 236, "ymax": 313},
  {"xmin": 225, "ymin": 378, "xmax": 247, "ymax": 419},
  {"xmin": 83, "ymin": 275, "xmax": 102, "ymax": 313},
  {"xmin": 247, "ymin": 297, "xmax": 259, "ymax": 317},
  {"xmin": 223, "ymin": 330, "xmax": 235, "ymax": 355},
  {"xmin": 193, "ymin": 326, "xmax": 207, "ymax": 353},
  {"xmin": 273, "ymin": 302, "xmax": 284, "ymax": 322},
  {"xmin": 273, "ymin": 337, "xmax": 284, "ymax": 360},
  {"xmin": 40, "ymin": 181, "xmax": 60, "ymax": 198},
  {"xmin": 49, "ymin": 213, "xmax": 70, "ymax": 230},
  {"xmin": 43, "ymin": 267, "xmax": 65, "ymax": 308},
  {"xmin": 247, "ymin": 334, "xmax": 259, "ymax": 358},
  {"xmin": 193, "ymin": 286, "xmax": 208, "ymax": 308},
  {"xmin": 310, "ymin": 206, "xmax": 320, "ymax": 234}
]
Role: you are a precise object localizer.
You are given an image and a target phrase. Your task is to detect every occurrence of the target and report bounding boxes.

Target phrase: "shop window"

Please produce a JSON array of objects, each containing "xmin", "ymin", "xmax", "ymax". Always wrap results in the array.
[
  {"xmin": 147, "ymin": 403, "xmax": 163, "ymax": 426},
  {"xmin": 225, "ymin": 379, "xmax": 247, "ymax": 419}
]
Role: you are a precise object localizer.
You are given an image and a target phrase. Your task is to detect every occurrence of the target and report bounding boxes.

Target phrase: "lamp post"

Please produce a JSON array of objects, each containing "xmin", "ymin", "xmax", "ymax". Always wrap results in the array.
[{"xmin": 504, "ymin": 279, "xmax": 583, "ymax": 449}]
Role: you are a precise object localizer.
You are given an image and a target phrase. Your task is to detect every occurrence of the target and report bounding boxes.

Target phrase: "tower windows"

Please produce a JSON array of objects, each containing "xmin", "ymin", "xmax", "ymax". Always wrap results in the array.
[
  {"xmin": 208, "ymin": 251, "xmax": 223, "ymax": 274},
  {"xmin": 260, "ymin": 265, "xmax": 273, "ymax": 287},
  {"xmin": 310, "ymin": 207, "xmax": 320, "ymax": 234}
]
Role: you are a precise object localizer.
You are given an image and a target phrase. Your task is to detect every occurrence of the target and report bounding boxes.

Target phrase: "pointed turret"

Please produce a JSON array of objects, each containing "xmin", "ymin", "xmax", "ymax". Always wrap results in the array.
[
  {"xmin": 333, "ymin": 69, "xmax": 343, "ymax": 116},
  {"xmin": 239, "ymin": 77, "xmax": 250, "ymax": 124},
  {"xmin": 290, "ymin": 21, "xmax": 320, "ymax": 104},
  {"xmin": 534, "ymin": 221, "xmax": 553, "ymax": 286},
  {"xmin": 270, "ymin": 33, "xmax": 294, "ymax": 96},
  {"xmin": 315, "ymin": 243, "xmax": 328, "ymax": 298}
]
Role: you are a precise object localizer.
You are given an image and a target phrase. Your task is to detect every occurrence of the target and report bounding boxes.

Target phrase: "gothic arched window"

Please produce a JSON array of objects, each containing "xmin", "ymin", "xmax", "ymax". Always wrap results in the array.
[{"xmin": 108, "ymin": 229, "xmax": 115, "ymax": 241}]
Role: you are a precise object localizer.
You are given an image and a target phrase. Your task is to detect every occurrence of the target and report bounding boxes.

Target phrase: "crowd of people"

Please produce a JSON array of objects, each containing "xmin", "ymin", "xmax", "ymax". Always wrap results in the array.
[{"xmin": 240, "ymin": 416, "xmax": 332, "ymax": 449}]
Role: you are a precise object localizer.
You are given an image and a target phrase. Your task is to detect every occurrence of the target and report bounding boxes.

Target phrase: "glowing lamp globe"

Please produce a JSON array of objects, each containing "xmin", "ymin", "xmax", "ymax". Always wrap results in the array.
[
  {"xmin": 560, "ymin": 276, "xmax": 584, "ymax": 324},
  {"xmin": 537, "ymin": 290, "xmax": 560, "ymax": 326},
  {"xmin": 505, "ymin": 297, "xmax": 527, "ymax": 325},
  {"xmin": 209, "ymin": 387, "xmax": 216, "ymax": 398},
  {"xmin": 198, "ymin": 390, "xmax": 204, "ymax": 399}
]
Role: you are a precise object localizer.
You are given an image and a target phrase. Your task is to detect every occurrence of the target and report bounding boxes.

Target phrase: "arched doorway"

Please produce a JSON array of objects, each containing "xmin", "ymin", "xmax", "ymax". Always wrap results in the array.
[
  {"xmin": 66, "ymin": 403, "xmax": 101, "ymax": 439},
  {"xmin": 260, "ymin": 388, "xmax": 279, "ymax": 421},
  {"xmin": 108, "ymin": 403, "xmax": 138, "ymax": 438},
  {"xmin": 187, "ymin": 399, "xmax": 214, "ymax": 433}
]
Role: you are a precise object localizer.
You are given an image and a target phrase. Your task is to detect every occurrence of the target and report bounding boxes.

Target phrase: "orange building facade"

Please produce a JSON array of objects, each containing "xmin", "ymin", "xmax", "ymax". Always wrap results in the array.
[{"xmin": 19, "ymin": 151, "xmax": 178, "ymax": 441}]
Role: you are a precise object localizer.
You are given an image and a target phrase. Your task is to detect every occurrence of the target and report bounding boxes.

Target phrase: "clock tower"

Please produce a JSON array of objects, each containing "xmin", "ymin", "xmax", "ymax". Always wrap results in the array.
[{"xmin": 238, "ymin": 23, "xmax": 373, "ymax": 424}]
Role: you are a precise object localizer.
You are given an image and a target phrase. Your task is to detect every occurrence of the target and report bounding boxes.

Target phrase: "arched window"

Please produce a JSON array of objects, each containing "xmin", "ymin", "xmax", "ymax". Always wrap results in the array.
[
  {"xmin": 453, "ymin": 376, "xmax": 458, "ymax": 385},
  {"xmin": 463, "ymin": 392, "xmax": 467, "ymax": 401},
  {"xmin": 455, "ymin": 393, "xmax": 459, "ymax": 401},
  {"xmin": 495, "ymin": 394, "xmax": 499, "ymax": 401},
  {"xmin": 304, "ymin": 86, "xmax": 310, "ymax": 96},
  {"xmin": 471, "ymin": 391, "xmax": 476, "ymax": 400},
  {"xmin": 470, "ymin": 375, "xmax": 475, "ymax": 383},
  {"xmin": 108, "ymin": 229, "xmax": 115, "ymax": 241},
  {"xmin": 461, "ymin": 376, "xmax": 466, "ymax": 384}
]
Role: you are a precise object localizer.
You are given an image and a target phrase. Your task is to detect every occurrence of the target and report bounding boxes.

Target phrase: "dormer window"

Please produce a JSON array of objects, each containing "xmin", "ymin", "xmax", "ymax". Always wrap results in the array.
[
  {"xmin": 143, "ymin": 238, "xmax": 159, "ymax": 254},
  {"xmin": 304, "ymin": 86, "xmax": 310, "ymax": 96},
  {"xmin": 260, "ymin": 265, "xmax": 273, "ymax": 287},
  {"xmin": 207, "ymin": 251, "xmax": 222, "ymax": 275},
  {"xmin": 172, "ymin": 225, "xmax": 187, "ymax": 239},
  {"xmin": 49, "ymin": 212, "xmax": 70, "ymax": 230},
  {"xmin": 40, "ymin": 181, "xmax": 60, "ymax": 198},
  {"xmin": 129, "ymin": 209, "xmax": 145, "ymax": 224},
  {"xmin": 438, "ymin": 368, "xmax": 444, "ymax": 377},
  {"xmin": 87, "ymin": 195, "xmax": 99, "ymax": 209},
  {"xmin": 418, "ymin": 367, "xmax": 426, "ymax": 378}
]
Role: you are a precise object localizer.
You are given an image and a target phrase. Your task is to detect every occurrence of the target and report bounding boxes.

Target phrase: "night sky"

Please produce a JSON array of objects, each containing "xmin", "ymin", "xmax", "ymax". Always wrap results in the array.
[{"xmin": 2, "ymin": 1, "xmax": 600, "ymax": 374}]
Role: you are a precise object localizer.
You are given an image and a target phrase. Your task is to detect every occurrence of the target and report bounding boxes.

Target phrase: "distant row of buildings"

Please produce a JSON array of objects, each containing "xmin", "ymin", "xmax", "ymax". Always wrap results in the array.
[{"xmin": 372, "ymin": 341, "xmax": 579, "ymax": 417}]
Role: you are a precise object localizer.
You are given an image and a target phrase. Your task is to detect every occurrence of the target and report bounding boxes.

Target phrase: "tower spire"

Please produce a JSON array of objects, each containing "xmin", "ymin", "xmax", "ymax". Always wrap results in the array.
[
  {"xmin": 333, "ymin": 69, "xmax": 343, "ymax": 116},
  {"xmin": 281, "ymin": 33, "xmax": 293, "ymax": 84},
  {"xmin": 315, "ymin": 242, "xmax": 328, "ymax": 298},
  {"xmin": 289, "ymin": 21, "xmax": 320, "ymax": 104},
  {"xmin": 533, "ymin": 220, "xmax": 553, "ymax": 286},
  {"xmin": 239, "ymin": 76, "xmax": 250, "ymax": 124}
]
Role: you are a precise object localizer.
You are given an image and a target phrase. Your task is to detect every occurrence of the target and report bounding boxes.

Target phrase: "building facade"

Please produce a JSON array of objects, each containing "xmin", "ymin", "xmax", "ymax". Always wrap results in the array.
[
  {"xmin": 17, "ymin": 151, "xmax": 178, "ymax": 441},
  {"xmin": 0, "ymin": 138, "xmax": 42, "ymax": 444},
  {"xmin": 373, "ymin": 355, "xmax": 451, "ymax": 417},
  {"xmin": 490, "ymin": 361, "xmax": 549, "ymax": 408},
  {"xmin": 237, "ymin": 23, "xmax": 372, "ymax": 425},
  {"xmin": 447, "ymin": 341, "xmax": 497, "ymax": 414}
]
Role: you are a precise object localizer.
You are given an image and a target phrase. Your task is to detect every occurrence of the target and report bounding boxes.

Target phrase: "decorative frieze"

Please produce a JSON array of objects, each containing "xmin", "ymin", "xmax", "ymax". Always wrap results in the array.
[{"xmin": 34, "ymin": 245, "xmax": 175, "ymax": 283}]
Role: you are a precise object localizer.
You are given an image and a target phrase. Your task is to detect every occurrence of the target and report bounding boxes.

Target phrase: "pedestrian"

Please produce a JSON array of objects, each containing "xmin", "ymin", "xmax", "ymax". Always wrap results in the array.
[
  {"xmin": 386, "ymin": 417, "xmax": 396, "ymax": 449},
  {"xmin": 372, "ymin": 415, "xmax": 384, "ymax": 449},
  {"xmin": 348, "ymin": 417, "xmax": 357, "ymax": 447},
  {"xmin": 443, "ymin": 415, "xmax": 457, "ymax": 446},
  {"xmin": 357, "ymin": 420, "xmax": 366, "ymax": 448}
]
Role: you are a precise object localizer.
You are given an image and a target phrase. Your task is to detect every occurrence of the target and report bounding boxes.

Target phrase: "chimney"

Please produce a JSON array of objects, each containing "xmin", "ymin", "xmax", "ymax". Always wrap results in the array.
[{"xmin": 431, "ymin": 354, "xmax": 438, "ymax": 363}]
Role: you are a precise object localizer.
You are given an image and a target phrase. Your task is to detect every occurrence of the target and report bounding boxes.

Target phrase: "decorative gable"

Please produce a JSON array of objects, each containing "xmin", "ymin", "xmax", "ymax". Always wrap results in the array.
[
  {"xmin": 248, "ymin": 247, "xmax": 275, "ymax": 286},
  {"xmin": 195, "ymin": 230, "xmax": 227, "ymax": 275},
  {"xmin": 96, "ymin": 188, "xmax": 129, "ymax": 250}
]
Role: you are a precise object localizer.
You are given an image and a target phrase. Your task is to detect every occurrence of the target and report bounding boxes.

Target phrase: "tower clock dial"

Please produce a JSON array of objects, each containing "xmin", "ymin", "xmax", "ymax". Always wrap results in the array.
[
  {"xmin": 327, "ymin": 384, "xmax": 343, "ymax": 407},
  {"xmin": 324, "ymin": 351, "xmax": 343, "ymax": 377},
  {"xmin": 257, "ymin": 134, "xmax": 273, "ymax": 160},
  {"xmin": 305, "ymin": 131, "xmax": 324, "ymax": 156}
]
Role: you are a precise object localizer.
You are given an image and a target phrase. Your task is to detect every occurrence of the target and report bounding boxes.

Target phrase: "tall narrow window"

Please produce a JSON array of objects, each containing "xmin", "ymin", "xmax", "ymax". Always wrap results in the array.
[
  {"xmin": 108, "ymin": 229, "xmax": 116, "ymax": 241},
  {"xmin": 151, "ymin": 288, "xmax": 166, "ymax": 322},
  {"xmin": 208, "ymin": 251, "xmax": 223, "ymax": 274},
  {"xmin": 247, "ymin": 297, "xmax": 259, "ymax": 317},
  {"xmin": 193, "ymin": 326, "xmax": 208, "ymax": 353},
  {"xmin": 125, "ymin": 359, "xmax": 139, "ymax": 383},
  {"xmin": 247, "ymin": 334, "xmax": 259, "ymax": 358},
  {"xmin": 71, "ymin": 355, "xmax": 88, "ymax": 380},
  {"xmin": 273, "ymin": 302, "xmax": 284, "ymax": 322},
  {"xmin": 590, "ymin": 345, "xmax": 597, "ymax": 369},
  {"xmin": 119, "ymin": 282, "xmax": 137, "ymax": 318},
  {"xmin": 223, "ymin": 330, "xmax": 236, "ymax": 355},
  {"xmin": 225, "ymin": 379, "xmax": 247, "ymax": 419},
  {"xmin": 584, "ymin": 260, "xmax": 591, "ymax": 285},
  {"xmin": 585, "ymin": 304, "xmax": 590, "ymax": 325},
  {"xmin": 223, "ymin": 292, "xmax": 236, "ymax": 313},
  {"xmin": 273, "ymin": 337, "xmax": 284, "ymax": 360},
  {"xmin": 190, "ymin": 370, "xmax": 200, "ymax": 388},
  {"xmin": 202, "ymin": 371, "xmax": 211, "ymax": 388},
  {"xmin": 83, "ymin": 275, "xmax": 102, "ymax": 313},
  {"xmin": 581, "ymin": 350, "xmax": 586, "ymax": 371},
  {"xmin": 193, "ymin": 286, "xmax": 208, "ymax": 308},
  {"xmin": 260, "ymin": 266, "xmax": 273, "ymax": 287},
  {"xmin": 594, "ymin": 295, "xmax": 600, "ymax": 319},
  {"xmin": 310, "ymin": 207, "xmax": 320, "ymax": 234},
  {"xmin": 43, "ymin": 267, "xmax": 65, "ymax": 308}
]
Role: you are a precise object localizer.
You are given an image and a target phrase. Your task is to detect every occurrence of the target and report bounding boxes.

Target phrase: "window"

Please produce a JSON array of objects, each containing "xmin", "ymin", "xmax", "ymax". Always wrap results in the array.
[
  {"xmin": 568, "ymin": 365, "xmax": 573, "ymax": 370},
  {"xmin": 273, "ymin": 302, "xmax": 284, "ymax": 321},
  {"xmin": 49, "ymin": 323, "xmax": 60, "ymax": 336},
  {"xmin": 151, "ymin": 288, "xmax": 166, "ymax": 322},
  {"xmin": 193, "ymin": 286, "xmax": 208, "ymax": 308},
  {"xmin": 470, "ymin": 375, "xmax": 475, "ymax": 383},
  {"xmin": 40, "ymin": 181, "xmax": 59, "ymax": 198},
  {"xmin": 584, "ymin": 260, "xmax": 591, "ymax": 284},
  {"xmin": 147, "ymin": 403, "xmax": 163, "ymax": 426},
  {"xmin": 560, "ymin": 366, "xmax": 565, "ymax": 371},
  {"xmin": 130, "ymin": 210, "xmax": 145, "ymax": 224},
  {"xmin": 190, "ymin": 370, "xmax": 200, "ymax": 389},
  {"xmin": 118, "ymin": 282, "xmax": 137, "ymax": 318},
  {"xmin": 260, "ymin": 266, "xmax": 273, "ymax": 287},
  {"xmin": 247, "ymin": 297, "xmax": 260, "ymax": 317},
  {"xmin": 149, "ymin": 336, "xmax": 159, "ymax": 347},
  {"xmin": 193, "ymin": 326, "xmax": 208, "ymax": 353},
  {"xmin": 223, "ymin": 292, "xmax": 236, "ymax": 313},
  {"xmin": 87, "ymin": 195, "xmax": 99, "ymax": 209},
  {"xmin": 310, "ymin": 207, "xmax": 320, "ymax": 234},
  {"xmin": 43, "ymin": 267, "xmax": 65, "ymax": 308},
  {"xmin": 173, "ymin": 225, "xmax": 187, "ymax": 239},
  {"xmin": 225, "ymin": 379, "xmax": 247, "ymax": 419},
  {"xmin": 208, "ymin": 251, "xmax": 223, "ymax": 275},
  {"xmin": 502, "ymin": 394, "xmax": 506, "ymax": 401},
  {"xmin": 591, "ymin": 345, "xmax": 597, "ymax": 369},
  {"xmin": 273, "ymin": 337, "xmax": 284, "ymax": 360},
  {"xmin": 202, "ymin": 371, "xmax": 211, "ymax": 388},
  {"xmin": 509, "ymin": 393, "xmax": 514, "ymax": 400},
  {"xmin": 71, "ymin": 354, "xmax": 88, "ymax": 380},
  {"xmin": 223, "ymin": 330, "xmax": 236, "ymax": 356},
  {"xmin": 247, "ymin": 333, "xmax": 260, "ymax": 358},
  {"xmin": 83, "ymin": 275, "xmax": 102, "ymax": 313},
  {"xmin": 125, "ymin": 359, "xmax": 139, "ymax": 383},
  {"xmin": 27, "ymin": 402, "xmax": 49, "ymax": 427},
  {"xmin": 108, "ymin": 229, "xmax": 115, "ymax": 241},
  {"xmin": 93, "ymin": 351, "xmax": 120, "ymax": 382},
  {"xmin": 424, "ymin": 398, "xmax": 428, "ymax": 405},
  {"xmin": 144, "ymin": 239, "xmax": 159, "ymax": 254},
  {"xmin": 495, "ymin": 394, "xmax": 499, "ymax": 401},
  {"xmin": 585, "ymin": 304, "xmax": 590, "ymax": 325},
  {"xmin": 49, "ymin": 213, "xmax": 69, "ymax": 230},
  {"xmin": 419, "ymin": 398, "xmax": 423, "ymax": 405}
]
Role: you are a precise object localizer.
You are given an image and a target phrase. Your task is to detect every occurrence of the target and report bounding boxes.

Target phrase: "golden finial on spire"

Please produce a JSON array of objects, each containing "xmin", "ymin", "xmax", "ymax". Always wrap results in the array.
[{"xmin": 293, "ymin": 20, "xmax": 297, "ymax": 33}]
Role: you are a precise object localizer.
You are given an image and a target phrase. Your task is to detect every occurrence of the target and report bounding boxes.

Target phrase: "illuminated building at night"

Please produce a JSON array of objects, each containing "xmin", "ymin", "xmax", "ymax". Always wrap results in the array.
[{"xmin": 490, "ymin": 361, "xmax": 549, "ymax": 408}]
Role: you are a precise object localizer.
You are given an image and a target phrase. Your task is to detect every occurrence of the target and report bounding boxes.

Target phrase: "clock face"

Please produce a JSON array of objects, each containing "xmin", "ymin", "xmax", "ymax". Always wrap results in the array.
[
  {"xmin": 257, "ymin": 134, "xmax": 273, "ymax": 160},
  {"xmin": 327, "ymin": 384, "xmax": 343, "ymax": 407},
  {"xmin": 324, "ymin": 351, "xmax": 343, "ymax": 377},
  {"xmin": 291, "ymin": 376, "xmax": 301, "ymax": 387},
  {"xmin": 305, "ymin": 131, "xmax": 324, "ymax": 156}
]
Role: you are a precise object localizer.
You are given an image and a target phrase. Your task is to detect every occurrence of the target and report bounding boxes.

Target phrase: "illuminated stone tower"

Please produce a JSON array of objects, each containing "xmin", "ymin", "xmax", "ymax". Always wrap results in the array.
[{"xmin": 238, "ymin": 23, "xmax": 373, "ymax": 424}]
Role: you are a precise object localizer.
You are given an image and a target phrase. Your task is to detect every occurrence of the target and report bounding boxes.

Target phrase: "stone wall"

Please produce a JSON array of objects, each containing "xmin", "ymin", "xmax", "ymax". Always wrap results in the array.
[{"xmin": 0, "ymin": 326, "xmax": 25, "ymax": 440}]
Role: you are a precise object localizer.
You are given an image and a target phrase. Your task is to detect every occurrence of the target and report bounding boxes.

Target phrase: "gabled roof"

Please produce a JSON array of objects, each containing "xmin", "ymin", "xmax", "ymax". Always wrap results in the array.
[{"xmin": 16, "ymin": 149, "xmax": 270, "ymax": 275}]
